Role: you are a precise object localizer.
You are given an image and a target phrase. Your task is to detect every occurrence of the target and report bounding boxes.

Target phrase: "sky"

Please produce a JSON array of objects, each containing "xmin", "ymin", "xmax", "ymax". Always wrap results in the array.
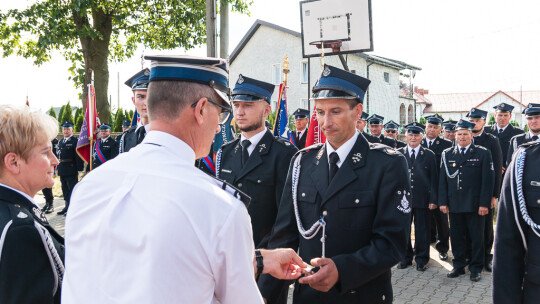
[{"xmin": 1, "ymin": 0, "xmax": 540, "ymax": 111}]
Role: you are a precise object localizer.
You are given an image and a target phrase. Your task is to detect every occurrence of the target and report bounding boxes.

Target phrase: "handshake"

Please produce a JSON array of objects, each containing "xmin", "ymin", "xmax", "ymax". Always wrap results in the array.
[{"xmin": 256, "ymin": 249, "xmax": 339, "ymax": 292}]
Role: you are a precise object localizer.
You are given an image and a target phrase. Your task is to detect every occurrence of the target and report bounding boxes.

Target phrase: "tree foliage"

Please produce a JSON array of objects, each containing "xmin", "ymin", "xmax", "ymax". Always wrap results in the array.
[
  {"xmin": 61, "ymin": 102, "xmax": 74, "ymax": 125},
  {"xmin": 0, "ymin": 0, "xmax": 252, "ymax": 123},
  {"xmin": 48, "ymin": 106, "xmax": 57, "ymax": 118},
  {"xmin": 75, "ymin": 112, "xmax": 84, "ymax": 132},
  {"xmin": 113, "ymin": 108, "xmax": 125, "ymax": 132}
]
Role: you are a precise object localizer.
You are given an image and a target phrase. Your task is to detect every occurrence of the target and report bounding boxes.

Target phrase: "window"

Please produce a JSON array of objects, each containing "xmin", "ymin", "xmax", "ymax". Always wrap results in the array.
[
  {"xmin": 301, "ymin": 99, "xmax": 309, "ymax": 109},
  {"xmin": 272, "ymin": 64, "xmax": 281, "ymax": 85},
  {"xmin": 302, "ymin": 62, "xmax": 309, "ymax": 83},
  {"xmin": 384, "ymin": 72, "xmax": 390, "ymax": 83}
]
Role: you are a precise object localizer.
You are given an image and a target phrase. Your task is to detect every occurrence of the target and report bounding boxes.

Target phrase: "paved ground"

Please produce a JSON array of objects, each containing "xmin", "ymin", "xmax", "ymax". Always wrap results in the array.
[{"xmin": 36, "ymin": 194, "xmax": 492, "ymax": 303}]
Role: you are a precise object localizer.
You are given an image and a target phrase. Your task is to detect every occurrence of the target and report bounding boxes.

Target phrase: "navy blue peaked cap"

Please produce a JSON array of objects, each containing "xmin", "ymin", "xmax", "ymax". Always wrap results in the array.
[
  {"xmin": 493, "ymin": 102, "xmax": 514, "ymax": 112},
  {"xmin": 99, "ymin": 124, "xmax": 111, "ymax": 131},
  {"xmin": 62, "ymin": 121, "xmax": 73, "ymax": 128},
  {"xmin": 405, "ymin": 122, "xmax": 425, "ymax": 134},
  {"xmin": 466, "ymin": 108, "xmax": 488, "ymax": 119},
  {"xmin": 443, "ymin": 120, "xmax": 457, "ymax": 131},
  {"xmin": 424, "ymin": 114, "xmax": 443, "ymax": 125},
  {"xmin": 124, "ymin": 68, "xmax": 150, "ymax": 91},
  {"xmin": 293, "ymin": 108, "xmax": 309, "ymax": 119},
  {"xmin": 232, "ymin": 74, "xmax": 275, "ymax": 103},
  {"xmin": 145, "ymin": 55, "xmax": 230, "ymax": 104},
  {"xmin": 384, "ymin": 120, "xmax": 400, "ymax": 130},
  {"xmin": 523, "ymin": 103, "xmax": 540, "ymax": 117},
  {"xmin": 122, "ymin": 120, "xmax": 131, "ymax": 127},
  {"xmin": 456, "ymin": 119, "xmax": 476, "ymax": 130},
  {"xmin": 360, "ymin": 112, "xmax": 369, "ymax": 120},
  {"xmin": 312, "ymin": 65, "xmax": 371, "ymax": 103},
  {"xmin": 367, "ymin": 114, "xmax": 384, "ymax": 125}
]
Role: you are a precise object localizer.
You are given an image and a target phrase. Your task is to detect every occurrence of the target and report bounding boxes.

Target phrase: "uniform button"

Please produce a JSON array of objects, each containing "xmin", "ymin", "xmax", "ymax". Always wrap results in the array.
[
  {"xmin": 411, "ymin": 185, "xmax": 414, "ymax": 188},
  {"xmin": 322, "ymin": 210, "xmax": 328, "ymax": 216},
  {"xmin": 238, "ymin": 183, "xmax": 242, "ymax": 188},
  {"xmin": 355, "ymin": 199, "xmax": 360, "ymax": 204},
  {"xmin": 302, "ymin": 193, "xmax": 306, "ymax": 197},
  {"xmin": 350, "ymin": 290, "xmax": 356, "ymax": 294},
  {"xmin": 257, "ymin": 180, "xmax": 261, "ymax": 184},
  {"xmin": 537, "ymin": 199, "xmax": 540, "ymax": 204},
  {"xmin": 411, "ymin": 173, "xmax": 414, "ymax": 176},
  {"xmin": 459, "ymin": 187, "xmax": 462, "ymax": 190},
  {"xmin": 382, "ymin": 295, "xmax": 386, "ymax": 301}
]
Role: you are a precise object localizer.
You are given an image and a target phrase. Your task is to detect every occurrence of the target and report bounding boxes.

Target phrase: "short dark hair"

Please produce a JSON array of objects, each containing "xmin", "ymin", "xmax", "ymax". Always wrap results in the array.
[{"xmin": 147, "ymin": 81, "xmax": 221, "ymax": 121}]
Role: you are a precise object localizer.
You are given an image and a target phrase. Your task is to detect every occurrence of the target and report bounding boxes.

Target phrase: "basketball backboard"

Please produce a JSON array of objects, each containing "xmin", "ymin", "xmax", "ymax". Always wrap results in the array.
[{"xmin": 300, "ymin": 0, "xmax": 373, "ymax": 58}]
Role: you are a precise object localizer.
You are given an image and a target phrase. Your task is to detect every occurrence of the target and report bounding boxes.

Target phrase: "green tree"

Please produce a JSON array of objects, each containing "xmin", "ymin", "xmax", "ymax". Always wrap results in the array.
[
  {"xmin": 57, "ymin": 105, "xmax": 66, "ymax": 130},
  {"xmin": 61, "ymin": 102, "xmax": 74, "ymax": 126},
  {"xmin": 488, "ymin": 114, "xmax": 496, "ymax": 126},
  {"xmin": 74, "ymin": 107, "xmax": 82, "ymax": 122},
  {"xmin": 113, "ymin": 108, "xmax": 125, "ymax": 132},
  {"xmin": 510, "ymin": 120, "xmax": 519, "ymax": 127},
  {"xmin": 419, "ymin": 117, "xmax": 426, "ymax": 124},
  {"xmin": 0, "ymin": 0, "xmax": 251, "ymax": 123},
  {"xmin": 48, "ymin": 106, "xmax": 57, "ymax": 119},
  {"xmin": 75, "ymin": 112, "xmax": 84, "ymax": 132}
]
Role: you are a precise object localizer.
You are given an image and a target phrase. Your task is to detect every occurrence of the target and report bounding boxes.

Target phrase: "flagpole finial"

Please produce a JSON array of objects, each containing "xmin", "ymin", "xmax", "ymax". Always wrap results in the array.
[{"xmin": 283, "ymin": 55, "xmax": 290, "ymax": 86}]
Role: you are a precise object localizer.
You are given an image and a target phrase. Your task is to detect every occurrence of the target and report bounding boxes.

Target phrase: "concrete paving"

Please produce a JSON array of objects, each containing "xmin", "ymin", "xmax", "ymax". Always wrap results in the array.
[{"xmin": 35, "ymin": 194, "xmax": 492, "ymax": 303}]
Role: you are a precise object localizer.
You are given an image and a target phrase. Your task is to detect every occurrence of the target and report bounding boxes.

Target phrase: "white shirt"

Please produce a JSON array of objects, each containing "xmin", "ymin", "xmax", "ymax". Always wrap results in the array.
[
  {"xmin": 497, "ymin": 125, "xmax": 508, "ymax": 133},
  {"xmin": 458, "ymin": 143, "xmax": 472, "ymax": 154},
  {"xmin": 425, "ymin": 137, "xmax": 435, "ymax": 147},
  {"xmin": 240, "ymin": 128, "xmax": 267, "ymax": 156},
  {"xmin": 529, "ymin": 131, "xmax": 540, "ymax": 139},
  {"xmin": 62, "ymin": 135, "xmax": 73, "ymax": 143},
  {"xmin": 296, "ymin": 128, "xmax": 306, "ymax": 139},
  {"xmin": 326, "ymin": 131, "xmax": 359, "ymax": 168},
  {"xmin": 62, "ymin": 131, "xmax": 262, "ymax": 304},
  {"xmin": 407, "ymin": 145, "xmax": 420, "ymax": 158}
]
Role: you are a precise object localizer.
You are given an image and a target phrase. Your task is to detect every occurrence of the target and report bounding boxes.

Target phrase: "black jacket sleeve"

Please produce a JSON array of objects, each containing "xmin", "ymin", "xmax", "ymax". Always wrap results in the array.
[
  {"xmin": 491, "ymin": 137, "xmax": 503, "ymax": 198},
  {"xmin": 428, "ymin": 152, "xmax": 439, "ymax": 205},
  {"xmin": 480, "ymin": 150, "xmax": 495, "ymax": 208}
]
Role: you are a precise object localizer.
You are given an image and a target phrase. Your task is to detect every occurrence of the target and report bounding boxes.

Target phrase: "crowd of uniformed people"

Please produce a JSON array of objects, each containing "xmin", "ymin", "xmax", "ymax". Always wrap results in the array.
[{"xmin": 0, "ymin": 54, "xmax": 539, "ymax": 303}]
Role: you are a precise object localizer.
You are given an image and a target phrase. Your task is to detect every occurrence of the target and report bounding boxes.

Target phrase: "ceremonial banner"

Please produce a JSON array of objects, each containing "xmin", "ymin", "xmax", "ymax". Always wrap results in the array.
[
  {"xmin": 213, "ymin": 111, "xmax": 236, "ymax": 152},
  {"xmin": 272, "ymin": 83, "xmax": 295, "ymax": 144},
  {"xmin": 305, "ymin": 104, "xmax": 326, "ymax": 146},
  {"xmin": 131, "ymin": 109, "xmax": 140, "ymax": 127},
  {"xmin": 76, "ymin": 85, "xmax": 98, "ymax": 163}
]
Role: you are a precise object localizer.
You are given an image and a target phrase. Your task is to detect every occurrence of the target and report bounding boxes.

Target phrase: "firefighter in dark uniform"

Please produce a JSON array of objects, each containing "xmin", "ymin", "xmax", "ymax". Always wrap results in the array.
[
  {"xmin": 56, "ymin": 122, "xmax": 83, "ymax": 216},
  {"xmin": 421, "ymin": 114, "xmax": 452, "ymax": 260},
  {"xmin": 486, "ymin": 103, "xmax": 523, "ymax": 168},
  {"xmin": 292, "ymin": 108, "xmax": 309, "ymax": 149},
  {"xmin": 356, "ymin": 111, "xmax": 380, "ymax": 143},
  {"xmin": 439, "ymin": 119, "xmax": 495, "ymax": 282},
  {"xmin": 115, "ymin": 120, "xmax": 131, "ymax": 144},
  {"xmin": 397, "ymin": 122, "xmax": 438, "ymax": 271},
  {"xmin": 92, "ymin": 124, "xmax": 119, "ymax": 170},
  {"xmin": 119, "ymin": 69, "xmax": 150, "ymax": 153},
  {"xmin": 442, "ymin": 120, "xmax": 457, "ymax": 143},
  {"xmin": 384, "ymin": 120, "xmax": 406, "ymax": 149},
  {"xmin": 507, "ymin": 103, "xmax": 540, "ymax": 166},
  {"xmin": 368, "ymin": 114, "xmax": 396, "ymax": 147},
  {"xmin": 217, "ymin": 74, "xmax": 298, "ymax": 304},
  {"xmin": 493, "ymin": 139, "xmax": 540, "ymax": 304},
  {"xmin": 41, "ymin": 138, "xmax": 59, "ymax": 214},
  {"xmin": 259, "ymin": 65, "xmax": 411, "ymax": 304},
  {"xmin": 0, "ymin": 105, "xmax": 64, "ymax": 304},
  {"xmin": 195, "ymin": 142, "xmax": 216, "ymax": 176},
  {"xmin": 467, "ymin": 107, "xmax": 503, "ymax": 272}
]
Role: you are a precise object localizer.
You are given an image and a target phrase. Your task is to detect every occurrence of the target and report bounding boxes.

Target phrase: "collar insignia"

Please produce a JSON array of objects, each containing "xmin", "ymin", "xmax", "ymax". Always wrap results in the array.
[
  {"xmin": 258, "ymin": 144, "xmax": 266, "ymax": 153},
  {"xmin": 352, "ymin": 153, "xmax": 362, "ymax": 163}
]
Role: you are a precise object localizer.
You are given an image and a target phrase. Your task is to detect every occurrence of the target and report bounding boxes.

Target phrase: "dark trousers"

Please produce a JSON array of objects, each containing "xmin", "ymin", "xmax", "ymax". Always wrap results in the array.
[
  {"xmin": 484, "ymin": 207, "xmax": 494, "ymax": 264},
  {"xmin": 405, "ymin": 208, "xmax": 431, "ymax": 265},
  {"xmin": 60, "ymin": 175, "xmax": 78, "ymax": 209},
  {"xmin": 449, "ymin": 212, "xmax": 485, "ymax": 273},
  {"xmin": 42, "ymin": 187, "xmax": 53, "ymax": 203},
  {"xmin": 430, "ymin": 209, "xmax": 450, "ymax": 253}
]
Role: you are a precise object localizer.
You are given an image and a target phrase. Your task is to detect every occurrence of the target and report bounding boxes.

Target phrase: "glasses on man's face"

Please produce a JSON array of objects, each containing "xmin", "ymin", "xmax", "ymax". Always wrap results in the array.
[
  {"xmin": 191, "ymin": 98, "xmax": 232, "ymax": 124},
  {"xmin": 386, "ymin": 130, "xmax": 397, "ymax": 134}
]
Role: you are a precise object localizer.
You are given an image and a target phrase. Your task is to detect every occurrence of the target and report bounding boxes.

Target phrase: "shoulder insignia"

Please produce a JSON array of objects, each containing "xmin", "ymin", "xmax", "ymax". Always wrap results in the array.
[
  {"xmin": 370, "ymin": 143, "xmax": 400, "ymax": 155},
  {"xmin": 299, "ymin": 143, "xmax": 324, "ymax": 154},
  {"xmin": 396, "ymin": 190, "xmax": 412, "ymax": 214},
  {"xmin": 521, "ymin": 140, "xmax": 540, "ymax": 148}
]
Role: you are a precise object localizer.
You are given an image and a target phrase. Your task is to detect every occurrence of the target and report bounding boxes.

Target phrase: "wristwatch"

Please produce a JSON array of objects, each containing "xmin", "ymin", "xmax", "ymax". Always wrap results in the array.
[{"xmin": 255, "ymin": 249, "xmax": 264, "ymax": 278}]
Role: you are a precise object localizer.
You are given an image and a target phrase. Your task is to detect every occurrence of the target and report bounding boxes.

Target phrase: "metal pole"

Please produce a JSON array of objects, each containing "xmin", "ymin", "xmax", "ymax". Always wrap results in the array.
[
  {"xmin": 206, "ymin": 0, "xmax": 216, "ymax": 57},
  {"xmin": 366, "ymin": 62, "xmax": 373, "ymax": 113},
  {"xmin": 308, "ymin": 57, "xmax": 311, "ymax": 112},
  {"xmin": 338, "ymin": 54, "xmax": 349, "ymax": 71},
  {"xmin": 219, "ymin": 0, "xmax": 228, "ymax": 59}
]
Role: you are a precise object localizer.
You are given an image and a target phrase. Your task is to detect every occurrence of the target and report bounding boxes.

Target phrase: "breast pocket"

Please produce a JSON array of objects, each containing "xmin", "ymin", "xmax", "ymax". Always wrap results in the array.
[
  {"xmin": 338, "ymin": 191, "xmax": 376, "ymax": 230},
  {"xmin": 296, "ymin": 187, "xmax": 319, "ymax": 226}
]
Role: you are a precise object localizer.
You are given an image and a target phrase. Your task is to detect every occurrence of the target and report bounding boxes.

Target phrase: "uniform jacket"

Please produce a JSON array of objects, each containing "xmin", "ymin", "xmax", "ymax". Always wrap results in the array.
[
  {"xmin": 92, "ymin": 137, "xmax": 119, "ymax": 169},
  {"xmin": 293, "ymin": 129, "xmax": 308, "ymax": 150},
  {"xmin": 0, "ymin": 185, "xmax": 64, "ymax": 304},
  {"xmin": 259, "ymin": 135, "xmax": 411, "ymax": 304},
  {"xmin": 421, "ymin": 136, "xmax": 453, "ymax": 170},
  {"xmin": 388, "ymin": 138, "xmax": 406, "ymax": 149},
  {"xmin": 119, "ymin": 126, "xmax": 139, "ymax": 153},
  {"xmin": 486, "ymin": 124, "xmax": 523, "ymax": 165},
  {"xmin": 362, "ymin": 131, "xmax": 380, "ymax": 144},
  {"xmin": 493, "ymin": 141, "xmax": 540, "ymax": 304},
  {"xmin": 378, "ymin": 134, "xmax": 398, "ymax": 148},
  {"xmin": 217, "ymin": 130, "xmax": 298, "ymax": 249},
  {"xmin": 507, "ymin": 132, "xmax": 538, "ymax": 166},
  {"xmin": 473, "ymin": 131, "xmax": 503, "ymax": 198},
  {"xmin": 56, "ymin": 136, "xmax": 83, "ymax": 176},
  {"xmin": 438, "ymin": 144, "xmax": 495, "ymax": 213},
  {"xmin": 398, "ymin": 146, "xmax": 438, "ymax": 208}
]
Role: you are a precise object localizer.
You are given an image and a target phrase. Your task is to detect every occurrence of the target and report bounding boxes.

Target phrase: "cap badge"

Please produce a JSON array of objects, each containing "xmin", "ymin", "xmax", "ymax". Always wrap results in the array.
[
  {"xmin": 144, "ymin": 69, "xmax": 150, "ymax": 76},
  {"xmin": 237, "ymin": 74, "xmax": 244, "ymax": 84},
  {"xmin": 529, "ymin": 104, "xmax": 533, "ymax": 108},
  {"xmin": 17, "ymin": 211, "xmax": 28, "ymax": 219},
  {"xmin": 501, "ymin": 103, "xmax": 505, "ymax": 107},
  {"xmin": 322, "ymin": 66, "xmax": 331, "ymax": 77}
]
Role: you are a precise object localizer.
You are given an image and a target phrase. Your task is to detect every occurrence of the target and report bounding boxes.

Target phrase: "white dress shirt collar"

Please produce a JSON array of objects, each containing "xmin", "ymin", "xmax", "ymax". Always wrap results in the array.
[
  {"xmin": 497, "ymin": 125, "xmax": 508, "ymax": 133},
  {"xmin": 458, "ymin": 143, "xmax": 472, "ymax": 154},
  {"xmin": 101, "ymin": 136, "xmax": 110, "ymax": 142},
  {"xmin": 240, "ymin": 128, "xmax": 267, "ymax": 156},
  {"xmin": 529, "ymin": 131, "xmax": 540, "ymax": 139},
  {"xmin": 0, "ymin": 182, "xmax": 37, "ymax": 207},
  {"xmin": 326, "ymin": 131, "xmax": 359, "ymax": 168},
  {"xmin": 143, "ymin": 130, "xmax": 195, "ymax": 165},
  {"xmin": 63, "ymin": 135, "xmax": 72, "ymax": 142},
  {"xmin": 407, "ymin": 145, "xmax": 420, "ymax": 158}
]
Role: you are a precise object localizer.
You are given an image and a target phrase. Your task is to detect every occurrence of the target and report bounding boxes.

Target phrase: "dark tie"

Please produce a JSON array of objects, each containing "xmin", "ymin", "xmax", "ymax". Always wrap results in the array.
[
  {"xmin": 428, "ymin": 140, "xmax": 432, "ymax": 149},
  {"xmin": 460, "ymin": 147, "xmax": 466, "ymax": 157},
  {"xmin": 136, "ymin": 127, "xmax": 146, "ymax": 144},
  {"xmin": 329, "ymin": 152, "xmax": 340, "ymax": 183},
  {"xmin": 410, "ymin": 149, "xmax": 416, "ymax": 163},
  {"xmin": 241, "ymin": 140, "xmax": 251, "ymax": 166},
  {"xmin": 533, "ymin": 135, "xmax": 539, "ymax": 141},
  {"xmin": 499, "ymin": 128, "xmax": 503, "ymax": 134}
]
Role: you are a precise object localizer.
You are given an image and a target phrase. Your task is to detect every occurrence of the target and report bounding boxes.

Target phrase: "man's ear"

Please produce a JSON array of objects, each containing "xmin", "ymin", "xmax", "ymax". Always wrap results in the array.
[
  {"xmin": 3, "ymin": 152, "xmax": 21, "ymax": 175},
  {"xmin": 263, "ymin": 102, "xmax": 272, "ymax": 118},
  {"xmin": 132, "ymin": 96, "xmax": 135, "ymax": 105},
  {"xmin": 193, "ymin": 97, "xmax": 209, "ymax": 126},
  {"xmin": 354, "ymin": 103, "xmax": 363, "ymax": 120}
]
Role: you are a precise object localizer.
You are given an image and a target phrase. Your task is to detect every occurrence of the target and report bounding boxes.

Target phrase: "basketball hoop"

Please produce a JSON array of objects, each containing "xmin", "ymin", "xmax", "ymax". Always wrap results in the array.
[{"xmin": 309, "ymin": 40, "xmax": 343, "ymax": 53}]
